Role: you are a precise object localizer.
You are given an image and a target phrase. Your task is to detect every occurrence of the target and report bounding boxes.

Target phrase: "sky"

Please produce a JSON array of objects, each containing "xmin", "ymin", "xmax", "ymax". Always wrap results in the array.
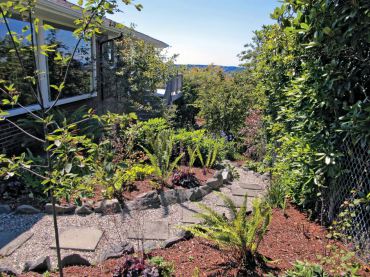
[{"xmin": 103, "ymin": 0, "xmax": 280, "ymax": 66}]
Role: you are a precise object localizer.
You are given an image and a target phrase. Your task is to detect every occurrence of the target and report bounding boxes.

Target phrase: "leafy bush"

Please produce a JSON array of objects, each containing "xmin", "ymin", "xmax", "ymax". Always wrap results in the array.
[
  {"xmin": 136, "ymin": 118, "xmax": 170, "ymax": 149},
  {"xmin": 148, "ymin": 256, "xmax": 174, "ymax": 277},
  {"xmin": 184, "ymin": 193, "xmax": 271, "ymax": 272},
  {"xmin": 284, "ymin": 261, "xmax": 328, "ymax": 277},
  {"xmin": 142, "ymin": 129, "xmax": 184, "ymax": 186},
  {"xmin": 171, "ymin": 170, "xmax": 200, "ymax": 189},
  {"xmin": 113, "ymin": 256, "xmax": 160, "ymax": 277}
]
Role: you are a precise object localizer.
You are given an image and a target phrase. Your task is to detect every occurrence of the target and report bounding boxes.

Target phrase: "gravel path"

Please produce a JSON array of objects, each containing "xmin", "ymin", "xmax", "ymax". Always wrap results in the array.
[{"xmin": 0, "ymin": 166, "xmax": 268, "ymax": 272}]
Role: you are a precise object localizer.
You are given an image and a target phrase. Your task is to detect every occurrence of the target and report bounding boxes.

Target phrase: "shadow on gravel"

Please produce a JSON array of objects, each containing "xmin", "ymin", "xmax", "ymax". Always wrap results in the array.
[{"xmin": 0, "ymin": 213, "xmax": 44, "ymax": 256}]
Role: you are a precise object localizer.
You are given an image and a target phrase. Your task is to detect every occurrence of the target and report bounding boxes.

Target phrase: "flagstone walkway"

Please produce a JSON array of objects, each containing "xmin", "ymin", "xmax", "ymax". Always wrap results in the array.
[{"xmin": 0, "ymin": 165, "xmax": 268, "ymax": 272}]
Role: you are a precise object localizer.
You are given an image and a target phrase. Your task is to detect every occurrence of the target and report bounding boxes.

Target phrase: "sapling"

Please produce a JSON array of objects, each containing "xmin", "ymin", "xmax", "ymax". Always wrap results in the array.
[{"xmin": 0, "ymin": 1, "xmax": 142, "ymax": 276}]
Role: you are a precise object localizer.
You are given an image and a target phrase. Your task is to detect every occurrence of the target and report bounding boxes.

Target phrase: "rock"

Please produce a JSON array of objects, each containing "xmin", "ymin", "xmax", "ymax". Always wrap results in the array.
[
  {"xmin": 0, "ymin": 266, "xmax": 18, "ymax": 276},
  {"xmin": 175, "ymin": 229, "xmax": 193, "ymax": 240},
  {"xmin": 213, "ymin": 171, "xmax": 223, "ymax": 181},
  {"xmin": 222, "ymin": 170, "xmax": 232, "ymax": 183},
  {"xmin": 61, "ymin": 254, "xmax": 90, "ymax": 267},
  {"xmin": 143, "ymin": 241, "xmax": 159, "ymax": 253},
  {"xmin": 161, "ymin": 236, "xmax": 185, "ymax": 248},
  {"xmin": 261, "ymin": 172, "xmax": 271, "ymax": 181},
  {"xmin": 94, "ymin": 199, "xmax": 121, "ymax": 214},
  {"xmin": 199, "ymin": 185, "xmax": 212, "ymax": 197},
  {"xmin": 75, "ymin": 204, "xmax": 93, "ymax": 215},
  {"xmin": 188, "ymin": 188, "xmax": 203, "ymax": 202},
  {"xmin": 159, "ymin": 189, "xmax": 189, "ymax": 206},
  {"xmin": 99, "ymin": 241, "xmax": 134, "ymax": 262},
  {"xmin": 15, "ymin": 205, "xmax": 40, "ymax": 214},
  {"xmin": 44, "ymin": 203, "xmax": 76, "ymax": 215},
  {"xmin": 206, "ymin": 178, "xmax": 222, "ymax": 190},
  {"xmin": 131, "ymin": 191, "xmax": 161, "ymax": 210},
  {"xmin": 254, "ymin": 172, "xmax": 261, "ymax": 178},
  {"xmin": 24, "ymin": 256, "xmax": 51, "ymax": 273},
  {"xmin": 0, "ymin": 204, "xmax": 11, "ymax": 214}
]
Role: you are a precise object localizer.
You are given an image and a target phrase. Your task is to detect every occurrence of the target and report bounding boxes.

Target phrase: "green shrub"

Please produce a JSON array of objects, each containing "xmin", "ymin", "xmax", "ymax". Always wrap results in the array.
[
  {"xmin": 148, "ymin": 256, "xmax": 174, "ymax": 277},
  {"xmin": 142, "ymin": 129, "xmax": 184, "ymax": 186},
  {"xmin": 136, "ymin": 117, "xmax": 170, "ymax": 148},
  {"xmin": 184, "ymin": 193, "xmax": 271, "ymax": 272},
  {"xmin": 284, "ymin": 261, "xmax": 328, "ymax": 277}
]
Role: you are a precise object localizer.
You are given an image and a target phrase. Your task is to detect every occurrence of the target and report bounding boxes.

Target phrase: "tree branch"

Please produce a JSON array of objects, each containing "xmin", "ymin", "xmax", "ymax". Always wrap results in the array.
[
  {"xmin": 0, "ymin": 87, "xmax": 43, "ymax": 121},
  {"xmin": 4, "ymin": 118, "xmax": 45, "ymax": 143}
]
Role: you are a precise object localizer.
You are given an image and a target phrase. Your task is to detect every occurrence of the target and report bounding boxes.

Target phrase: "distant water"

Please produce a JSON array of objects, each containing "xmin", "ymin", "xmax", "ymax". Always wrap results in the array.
[{"xmin": 177, "ymin": 64, "xmax": 244, "ymax": 73}]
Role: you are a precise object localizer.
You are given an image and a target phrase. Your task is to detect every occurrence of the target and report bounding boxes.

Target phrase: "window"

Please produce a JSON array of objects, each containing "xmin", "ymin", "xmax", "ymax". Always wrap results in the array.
[
  {"xmin": 44, "ymin": 22, "xmax": 93, "ymax": 100},
  {"xmin": 0, "ymin": 17, "xmax": 37, "ymax": 107}
]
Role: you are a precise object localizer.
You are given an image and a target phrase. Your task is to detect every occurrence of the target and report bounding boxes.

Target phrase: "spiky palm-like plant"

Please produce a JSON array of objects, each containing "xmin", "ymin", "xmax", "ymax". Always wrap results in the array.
[
  {"xmin": 184, "ymin": 193, "xmax": 271, "ymax": 272},
  {"xmin": 142, "ymin": 129, "xmax": 184, "ymax": 186}
]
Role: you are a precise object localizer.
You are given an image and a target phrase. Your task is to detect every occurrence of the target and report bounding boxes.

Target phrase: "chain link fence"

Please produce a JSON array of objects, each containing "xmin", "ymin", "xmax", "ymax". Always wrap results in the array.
[{"xmin": 322, "ymin": 140, "xmax": 370, "ymax": 262}]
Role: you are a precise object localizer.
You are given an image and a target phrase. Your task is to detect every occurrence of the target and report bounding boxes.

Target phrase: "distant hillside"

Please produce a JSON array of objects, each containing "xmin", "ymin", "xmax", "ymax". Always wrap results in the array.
[{"xmin": 177, "ymin": 64, "xmax": 244, "ymax": 73}]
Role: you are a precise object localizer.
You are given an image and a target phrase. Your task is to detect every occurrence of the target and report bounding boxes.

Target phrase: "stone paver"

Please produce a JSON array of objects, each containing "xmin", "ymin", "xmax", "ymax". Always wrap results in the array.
[
  {"xmin": 180, "ymin": 207, "xmax": 202, "ymax": 224},
  {"xmin": 216, "ymin": 195, "xmax": 253, "ymax": 210},
  {"xmin": 238, "ymin": 183, "xmax": 264, "ymax": 190},
  {"xmin": 0, "ymin": 231, "xmax": 33, "ymax": 256},
  {"xmin": 51, "ymin": 227, "xmax": 103, "ymax": 251},
  {"xmin": 127, "ymin": 221, "xmax": 169, "ymax": 240},
  {"xmin": 231, "ymin": 187, "xmax": 262, "ymax": 197}
]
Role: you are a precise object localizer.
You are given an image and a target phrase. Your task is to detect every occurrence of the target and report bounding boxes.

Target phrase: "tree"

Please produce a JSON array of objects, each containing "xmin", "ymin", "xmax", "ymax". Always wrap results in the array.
[{"xmin": 0, "ymin": 1, "xmax": 142, "ymax": 276}]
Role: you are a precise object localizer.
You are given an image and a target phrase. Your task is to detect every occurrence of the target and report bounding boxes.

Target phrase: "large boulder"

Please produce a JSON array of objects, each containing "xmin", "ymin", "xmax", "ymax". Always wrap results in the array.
[
  {"xmin": 0, "ymin": 204, "xmax": 11, "ymax": 214},
  {"xmin": 94, "ymin": 199, "xmax": 121, "ymax": 214},
  {"xmin": 61, "ymin": 254, "xmax": 90, "ymax": 267},
  {"xmin": 15, "ymin": 205, "xmax": 40, "ymax": 214},
  {"xmin": 99, "ymin": 241, "xmax": 134, "ymax": 262},
  {"xmin": 24, "ymin": 256, "xmax": 51, "ymax": 273},
  {"xmin": 44, "ymin": 203, "xmax": 75, "ymax": 215}
]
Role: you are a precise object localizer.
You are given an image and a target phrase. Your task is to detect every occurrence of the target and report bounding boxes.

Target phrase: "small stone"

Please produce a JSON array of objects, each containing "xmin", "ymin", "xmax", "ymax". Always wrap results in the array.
[
  {"xmin": 131, "ymin": 191, "xmax": 160, "ymax": 210},
  {"xmin": 0, "ymin": 204, "xmax": 11, "ymax": 214},
  {"xmin": 24, "ymin": 256, "xmax": 51, "ymax": 273},
  {"xmin": 222, "ymin": 170, "xmax": 232, "ymax": 183},
  {"xmin": 0, "ymin": 266, "xmax": 18, "ymax": 276},
  {"xmin": 206, "ymin": 178, "xmax": 222, "ymax": 190},
  {"xmin": 261, "ymin": 172, "xmax": 271, "ymax": 181},
  {"xmin": 61, "ymin": 254, "xmax": 90, "ymax": 267},
  {"xmin": 143, "ymin": 241, "xmax": 159, "ymax": 253},
  {"xmin": 213, "ymin": 171, "xmax": 223, "ymax": 181},
  {"xmin": 161, "ymin": 236, "xmax": 184, "ymax": 248},
  {"xmin": 188, "ymin": 188, "xmax": 203, "ymax": 201},
  {"xmin": 254, "ymin": 172, "xmax": 261, "ymax": 178},
  {"xmin": 15, "ymin": 205, "xmax": 40, "ymax": 214},
  {"xmin": 94, "ymin": 199, "xmax": 121, "ymax": 214},
  {"xmin": 159, "ymin": 189, "xmax": 189, "ymax": 206},
  {"xmin": 75, "ymin": 204, "xmax": 93, "ymax": 215},
  {"xmin": 44, "ymin": 203, "xmax": 76, "ymax": 215},
  {"xmin": 99, "ymin": 242, "xmax": 134, "ymax": 262},
  {"xmin": 175, "ymin": 230, "xmax": 193, "ymax": 240}
]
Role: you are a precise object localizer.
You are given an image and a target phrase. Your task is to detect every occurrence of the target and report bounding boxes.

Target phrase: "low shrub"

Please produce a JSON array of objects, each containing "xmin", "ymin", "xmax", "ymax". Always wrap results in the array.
[
  {"xmin": 171, "ymin": 170, "xmax": 200, "ymax": 189},
  {"xmin": 148, "ymin": 256, "xmax": 174, "ymax": 277},
  {"xmin": 113, "ymin": 256, "xmax": 160, "ymax": 277},
  {"xmin": 284, "ymin": 261, "xmax": 328, "ymax": 277},
  {"xmin": 184, "ymin": 193, "xmax": 271, "ymax": 273}
]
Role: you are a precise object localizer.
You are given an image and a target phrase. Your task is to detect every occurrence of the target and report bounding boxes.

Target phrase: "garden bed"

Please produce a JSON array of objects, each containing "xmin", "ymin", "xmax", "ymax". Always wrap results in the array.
[{"xmin": 16, "ymin": 203, "xmax": 369, "ymax": 276}]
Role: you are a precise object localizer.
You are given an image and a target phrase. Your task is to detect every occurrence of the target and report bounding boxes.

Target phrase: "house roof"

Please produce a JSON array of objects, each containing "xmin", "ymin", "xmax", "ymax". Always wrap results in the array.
[{"xmin": 37, "ymin": 0, "xmax": 169, "ymax": 48}]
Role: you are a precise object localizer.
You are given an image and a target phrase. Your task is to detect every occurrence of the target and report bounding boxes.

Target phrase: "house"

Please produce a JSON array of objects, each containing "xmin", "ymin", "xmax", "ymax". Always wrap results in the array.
[{"xmin": 0, "ymin": 0, "xmax": 181, "ymax": 153}]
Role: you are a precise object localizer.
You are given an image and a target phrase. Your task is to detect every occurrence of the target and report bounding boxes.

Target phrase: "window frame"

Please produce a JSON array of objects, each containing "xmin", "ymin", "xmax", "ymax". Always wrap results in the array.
[{"xmin": 2, "ymin": 17, "xmax": 97, "ymax": 118}]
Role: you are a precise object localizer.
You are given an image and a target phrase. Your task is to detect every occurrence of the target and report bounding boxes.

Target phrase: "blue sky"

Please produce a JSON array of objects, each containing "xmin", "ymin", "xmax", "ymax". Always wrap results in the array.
[{"xmin": 100, "ymin": 1, "xmax": 280, "ymax": 66}]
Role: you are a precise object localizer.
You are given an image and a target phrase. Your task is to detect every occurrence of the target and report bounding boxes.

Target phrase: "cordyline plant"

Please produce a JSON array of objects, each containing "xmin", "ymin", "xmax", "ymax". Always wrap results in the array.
[{"xmin": 0, "ymin": 0, "xmax": 142, "ymax": 276}]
